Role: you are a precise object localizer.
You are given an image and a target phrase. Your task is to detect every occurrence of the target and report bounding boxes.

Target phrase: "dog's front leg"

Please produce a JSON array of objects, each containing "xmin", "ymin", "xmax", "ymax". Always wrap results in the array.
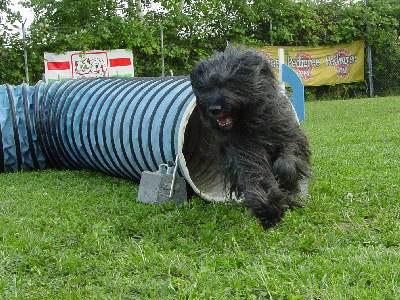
[
  {"xmin": 272, "ymin": 143, "xmax": 309, "ymax": 195},
  {"xmin": 241, "ymin": 163, "xmax": 294, "ymax": 229}
]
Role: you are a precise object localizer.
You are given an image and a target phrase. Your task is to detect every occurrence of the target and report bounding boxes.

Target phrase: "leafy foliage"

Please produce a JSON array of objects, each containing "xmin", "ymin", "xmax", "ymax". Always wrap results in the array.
[
  {"xmin": 1, "ymin": 0, "xmax": 399, "ymax": 98},
  {"xmin": 0, "ymin": 0, "xmax": 25, "ymax": 84}
]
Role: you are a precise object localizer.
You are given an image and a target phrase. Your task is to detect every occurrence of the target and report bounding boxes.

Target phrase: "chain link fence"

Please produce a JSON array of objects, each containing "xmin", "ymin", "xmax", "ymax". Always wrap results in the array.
[{"xmin": 370, "ymin": 44, "xmax": 400, "ymax": 97}]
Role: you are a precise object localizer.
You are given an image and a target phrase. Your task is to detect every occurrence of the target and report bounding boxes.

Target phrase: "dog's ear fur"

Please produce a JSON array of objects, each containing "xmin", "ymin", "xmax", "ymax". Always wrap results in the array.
[
  {"xmin": 190, "ymin": 46, "xmax": 277, "ymax": 94},
  {"xmin": 231, "ymin": 47, "xmax": 276, "ymax": 81},
  {"xmin": 259, "ymin": 57, "xmax": 276, "ymax": 80},
  {"xmin": 190, "ymin": 61, "xmax": 206, "ymax": 90}
]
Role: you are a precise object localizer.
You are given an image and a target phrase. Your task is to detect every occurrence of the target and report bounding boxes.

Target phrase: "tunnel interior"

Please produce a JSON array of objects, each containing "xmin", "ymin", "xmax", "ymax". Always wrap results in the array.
[{"xmin": 180, "ymin": 105, "xmax": 233, "ymax": 202}]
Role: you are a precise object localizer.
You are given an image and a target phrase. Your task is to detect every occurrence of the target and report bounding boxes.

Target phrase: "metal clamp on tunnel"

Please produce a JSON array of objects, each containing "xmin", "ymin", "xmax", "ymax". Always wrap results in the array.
[{"xmin": 138, "ymin": 156, "xmax": 187, "ymax": 204}]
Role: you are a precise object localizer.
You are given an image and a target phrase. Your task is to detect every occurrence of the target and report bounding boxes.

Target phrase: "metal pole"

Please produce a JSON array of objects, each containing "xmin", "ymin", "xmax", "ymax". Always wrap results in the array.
[
  {"xmin": 169, "ymin": 154, "xmax": 179, "ymax": 198},
  {"xmin": 278, "ymin": 48, "xmax": 285, "ymax": 94},
  {"xmin": 160, "ymin": 26, "xmax": 165, "ymax": 77},
  {"xmin": 366, "ymin": 45, "xmax": 374, "ymax": 97},
  {"xmin": 22, "ymin": 20, "xmax": 29, "ymax": 85},
  {"xmin": 269, "ymin": 19, "xmax": 273, "ymax": 46},
  {"xmin": 364, "ymin": 0, "xmax": 374, "ymax": 97}
]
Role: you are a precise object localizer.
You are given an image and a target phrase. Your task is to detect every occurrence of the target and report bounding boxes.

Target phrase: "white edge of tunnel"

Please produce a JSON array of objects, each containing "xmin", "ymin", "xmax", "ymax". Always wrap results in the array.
[{"xmin": 177, "ymin": 95, "xmax": 226, "ymax": 202}]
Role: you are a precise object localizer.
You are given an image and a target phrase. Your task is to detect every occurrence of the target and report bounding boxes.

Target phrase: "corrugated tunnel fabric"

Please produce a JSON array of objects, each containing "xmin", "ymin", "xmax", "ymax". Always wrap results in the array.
[{"xmin": 0, "ymin": 77, "xmax": 230, "ymax": 202}]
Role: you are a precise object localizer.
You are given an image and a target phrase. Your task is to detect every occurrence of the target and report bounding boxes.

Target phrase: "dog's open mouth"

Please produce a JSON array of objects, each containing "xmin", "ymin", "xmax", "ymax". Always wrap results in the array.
[{"xmin": 216, "ymin": 116, "xmax": 233, "ymax": 129}]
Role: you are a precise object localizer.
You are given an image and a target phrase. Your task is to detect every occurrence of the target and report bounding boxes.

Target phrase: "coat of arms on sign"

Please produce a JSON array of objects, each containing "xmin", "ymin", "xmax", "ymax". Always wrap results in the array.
[{"xmin": 71, "ymin": 51, "xmax": 109, "ymax": 79}]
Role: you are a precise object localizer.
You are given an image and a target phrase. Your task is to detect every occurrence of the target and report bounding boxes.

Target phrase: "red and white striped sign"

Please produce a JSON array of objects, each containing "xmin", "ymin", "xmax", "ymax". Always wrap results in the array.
[{"xmin": 44, "ymin": 49, "xmax": 134, "ymax": 82}]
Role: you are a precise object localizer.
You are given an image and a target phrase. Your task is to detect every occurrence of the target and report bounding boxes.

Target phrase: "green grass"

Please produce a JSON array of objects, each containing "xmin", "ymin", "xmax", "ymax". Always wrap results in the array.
[{"xmin": 1, "ymin": 97, "xmax": 400, "ymax": 299}]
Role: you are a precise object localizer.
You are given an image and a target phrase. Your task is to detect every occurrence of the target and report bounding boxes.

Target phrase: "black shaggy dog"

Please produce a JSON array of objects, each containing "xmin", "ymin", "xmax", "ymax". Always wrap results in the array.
[{"xmin": 190, "ymin": 46, "xmax": 311, "ymax": 229}]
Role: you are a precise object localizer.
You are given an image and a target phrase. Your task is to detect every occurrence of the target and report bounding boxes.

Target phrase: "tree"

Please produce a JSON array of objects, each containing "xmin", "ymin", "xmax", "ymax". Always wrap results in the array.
[
  {"xmin": 0, "ymin": 0, "xmax": 26, "ymax": 84},
  {"xmin": 0, "ymin": 0, "xmax": 398, "ymax": 97}
]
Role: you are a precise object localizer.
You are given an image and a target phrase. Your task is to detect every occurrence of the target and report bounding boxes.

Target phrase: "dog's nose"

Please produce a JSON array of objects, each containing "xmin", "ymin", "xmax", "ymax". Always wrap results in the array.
[{"xmin": 209, "ymin": 105, "xmax": 222, "ymax": 116}]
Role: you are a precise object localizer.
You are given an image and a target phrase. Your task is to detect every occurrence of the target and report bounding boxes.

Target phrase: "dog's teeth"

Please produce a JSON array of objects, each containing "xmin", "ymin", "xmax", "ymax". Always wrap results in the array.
[{"xmin": 217, "ymin": 117, "xmax": 232, "ymax": 127}]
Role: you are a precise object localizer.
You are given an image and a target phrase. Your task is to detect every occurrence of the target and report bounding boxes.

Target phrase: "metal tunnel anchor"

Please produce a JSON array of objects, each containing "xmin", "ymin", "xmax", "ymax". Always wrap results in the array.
[{"xmin": 138, "ymin": 154, "xmax": 187, "ymax": 204}]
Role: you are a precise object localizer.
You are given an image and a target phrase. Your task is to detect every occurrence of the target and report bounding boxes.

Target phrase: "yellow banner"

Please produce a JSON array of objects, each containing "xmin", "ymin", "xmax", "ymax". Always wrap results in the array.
[{"xmin": 258, "ymin": 40, "xmax": 365, "ymax": 86}]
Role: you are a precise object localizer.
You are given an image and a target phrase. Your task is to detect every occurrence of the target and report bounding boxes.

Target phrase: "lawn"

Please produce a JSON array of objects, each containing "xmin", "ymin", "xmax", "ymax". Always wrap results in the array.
[{"xmin": 1, "ymin": 96, "xmax": 399, "ymax": 299}]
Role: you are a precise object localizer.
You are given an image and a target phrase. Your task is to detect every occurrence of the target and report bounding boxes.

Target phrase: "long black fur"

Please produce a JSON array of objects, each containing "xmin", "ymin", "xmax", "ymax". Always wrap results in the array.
[{"xmin": 190, "ymin": 46, "xmax": 311, "ymax": 229}]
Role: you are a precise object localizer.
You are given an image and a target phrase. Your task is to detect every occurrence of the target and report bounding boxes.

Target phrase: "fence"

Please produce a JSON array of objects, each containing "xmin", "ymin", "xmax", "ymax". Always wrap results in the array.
[{"xmin": 371, "ymin": 45, "xmax": 400, "ymax": 97}]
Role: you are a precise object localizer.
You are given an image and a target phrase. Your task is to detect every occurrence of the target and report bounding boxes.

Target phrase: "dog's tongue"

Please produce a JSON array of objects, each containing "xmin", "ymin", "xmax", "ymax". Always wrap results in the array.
[
  {"xmin": 218, "ymin": 116, "xmax": 227, "ymax": 122},
  {"xmin": 217, "ymin": 116, "xmax": 232, "ymax": 127}
]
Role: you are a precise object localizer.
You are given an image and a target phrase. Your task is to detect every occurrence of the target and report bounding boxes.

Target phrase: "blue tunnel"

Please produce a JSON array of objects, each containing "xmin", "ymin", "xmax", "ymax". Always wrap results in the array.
[
  {"xmin": 0, "ymin": 75, "xmax": 305, "ymax": 201},
  {"xmin": 0, "ymin": 77, "xmax": 229, "ymax": 202}
]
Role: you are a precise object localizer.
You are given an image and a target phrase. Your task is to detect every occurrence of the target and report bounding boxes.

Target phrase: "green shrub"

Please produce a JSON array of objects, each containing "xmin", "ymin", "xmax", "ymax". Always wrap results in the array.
[{"xmin": 1, "ymin": 0, "xmax": 399, "ymax": 98}]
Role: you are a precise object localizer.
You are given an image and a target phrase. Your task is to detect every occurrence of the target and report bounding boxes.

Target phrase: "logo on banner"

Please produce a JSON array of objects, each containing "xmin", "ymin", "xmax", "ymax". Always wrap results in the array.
[
  {"xmin": 287, "ymin": 52, "xmax": 321, "ymax": 81},
  {"xmin": 326, "ymin": 49, "xmax": 357, "ymax": 78},
  {"xmin": 71, "ymin": 51, "xmax": 109, "ymax": 79},
  {"xmin": 45, "ymin": 49, "xmax": 134, "ymax": 82}
]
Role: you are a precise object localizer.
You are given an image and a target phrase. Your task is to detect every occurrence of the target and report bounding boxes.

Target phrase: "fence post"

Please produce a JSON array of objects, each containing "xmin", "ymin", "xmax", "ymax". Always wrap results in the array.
[
  {"xmin": 160, "ymin": 26, "xmax": 165, "ymax": 77},
  {"xmin": 278, "ymin": 48, "xmax": 285, "ymax": 94},
  {"xmin": 364, "ymin": 0, "xmax": 374, "ymax": 97},
  {"xmin": 366, "ymin": 45, "xmax": 374, "ymax": 97},
  {"xmin": 22, "ymin": 20, "xmax": 29, "ymax": 85}
]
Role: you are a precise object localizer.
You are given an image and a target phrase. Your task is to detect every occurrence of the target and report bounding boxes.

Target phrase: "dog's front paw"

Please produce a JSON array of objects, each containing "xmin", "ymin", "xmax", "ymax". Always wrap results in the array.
[
  {"xmin": 246, "ymin": 189, "xmax": 287, "ymax": 229},
  {"xmin": 259, "ymin": 207, "xmax": 284, "ymax": 229},
  {"xmin": 249, "ymin": 190, "xmax": 303, "ymax": 229}
]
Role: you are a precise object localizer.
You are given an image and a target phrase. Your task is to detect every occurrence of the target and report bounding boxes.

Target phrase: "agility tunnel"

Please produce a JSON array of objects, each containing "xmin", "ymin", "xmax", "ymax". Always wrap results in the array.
[
  {"xmin": 0, "ymin": 77, "xmax": 229, "ymax": 201},
  {"xmin": 0, "ymin": 66, "xmax": 305, "ymax": 202}
]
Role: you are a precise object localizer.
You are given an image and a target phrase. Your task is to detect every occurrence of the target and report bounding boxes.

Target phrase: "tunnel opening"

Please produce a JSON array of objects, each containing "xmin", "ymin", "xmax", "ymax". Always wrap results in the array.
[{"xmin": 178, "ymin": 100, "xmax": 234, "ymax": 202}]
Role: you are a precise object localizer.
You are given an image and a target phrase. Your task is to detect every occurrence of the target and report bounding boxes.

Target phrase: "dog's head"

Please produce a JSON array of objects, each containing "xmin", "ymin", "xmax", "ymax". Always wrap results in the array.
[{"xmin": 190, "ymin": 46, "xmax": 277, "ymax": 132}]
